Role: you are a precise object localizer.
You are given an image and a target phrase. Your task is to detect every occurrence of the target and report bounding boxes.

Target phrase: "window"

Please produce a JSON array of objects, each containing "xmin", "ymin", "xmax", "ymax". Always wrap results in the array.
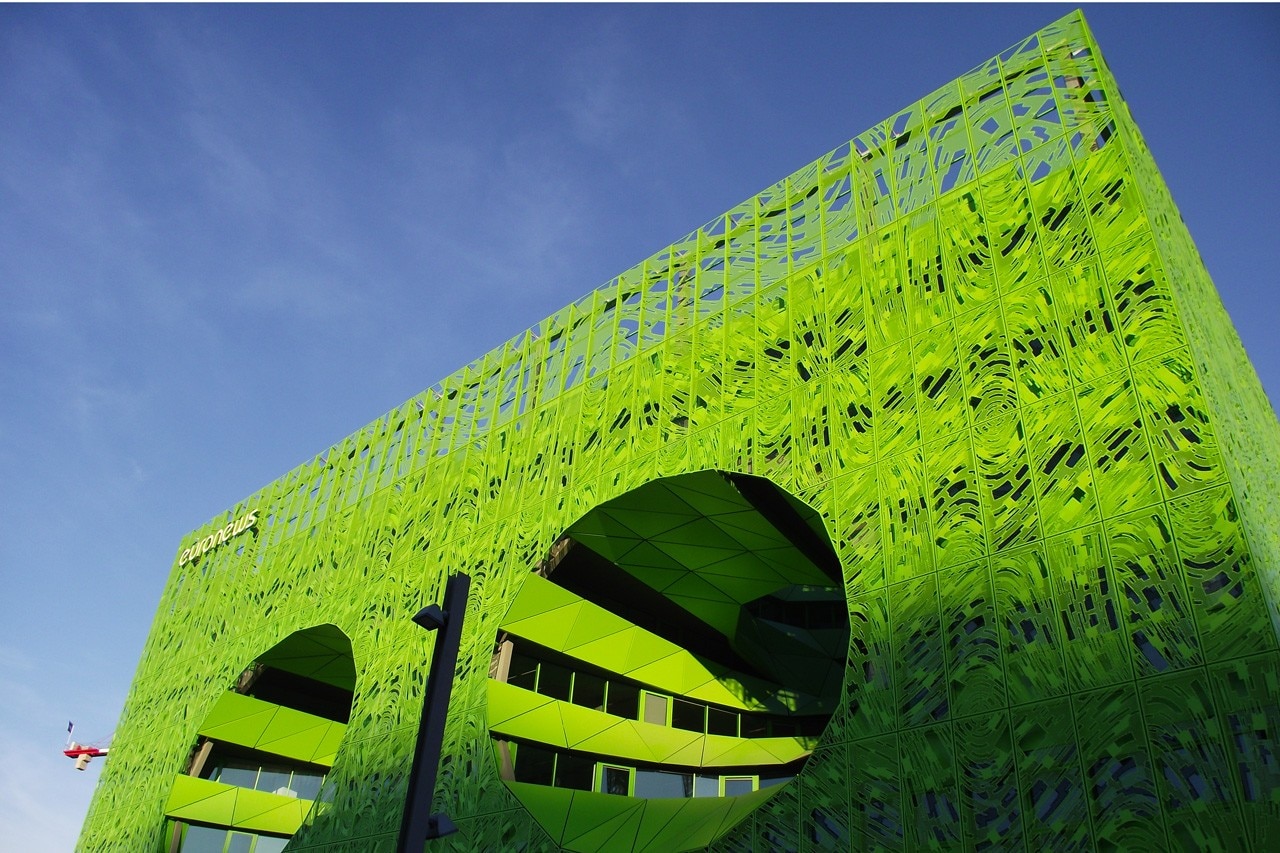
[
  {"xmin": 723, "ymin": 776, "xmax": 756, "ymax": 796},
  {"xmin": 554, "ymin": 751, "xmax": 594, "ymax": 791},
  {"xmin": 642, "ymin": 692, "xmax": 669, "ymax": 726},
  {"xmin": 605, "ymin": 682, "xmax": 639, "ymax": 718},
  {"xmin": 671, "ymin": 697, "xmax": 706, "ymax": 733},
  {"xmin": 513, "ymin": 743, "xmax": 555, "ymax": 786},
  {"xmin": 177, "ymin": 825, "xmax": 291, "ymax": 853},
  {"xmin": 635, "ymin": 769, "xmax": 692, "ymax": 798},
  {"xmin": 599, "ymin": 764, "xmax": 632, "ymax": 796},
  {"xmin": 571, "ymin": 672, "xmax": 605, "ymax": 710}
]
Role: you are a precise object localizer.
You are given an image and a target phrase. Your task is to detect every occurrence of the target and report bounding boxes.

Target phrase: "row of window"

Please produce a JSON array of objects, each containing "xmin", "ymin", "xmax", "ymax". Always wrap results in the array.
[
  {"xmin": 505, "ymin": 643, "xmax": 825, "ymax": 739},
  {"xmin": 203, "ymin": 747, "xmax": 327, "ymax": 802},
  {"xmin": 507, "ymin": 739, "xmax": 795, "ymax": 799},
  {"xmin": 177, "ymin": 824, "xmax": 287, "ymax": 853}
]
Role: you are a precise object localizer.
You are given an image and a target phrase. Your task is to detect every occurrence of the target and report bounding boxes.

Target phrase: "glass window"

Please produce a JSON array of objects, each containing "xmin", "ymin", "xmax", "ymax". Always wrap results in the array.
[
  {"xmin": 671, "ymin": 698, "xmax": 705, "ymax": 733},
  {"xmin": 513, "ymin": 743, "xmax": 555, "ymax": 785},
  {"xmin": 707, "ymin": 707, "xmax": 738, "ymax": 737},
  {"xmin": 740, "ymin": 715, "xmax": 768, "ymax": 738},
  {"xmin": 290, "ymin": 769, "xmax": 325, "ymax": 801},
  {"xmin": 634, "ymin": 769, "xmax": 691, "ymax": 798},
  {"xmin": 213, "ymin": 759, "xmax": 258, "ymax": 789},
  {"xmin": 605, "ymin": 682, "xmax": 639, "ymax": 718},
  {"xmin": 600, "ymin": 764, "xmax": 631, "ymax": 796},
  {"xmin": 255, "ymin": 767, "xmax": 292, "ymax": 795},
  {"xmin": 536, "ymin": 662, "xmax": 572, "ymax": 702},
  {"xmin": 226, "ymin": 833, "xmax": 252, "ymax": 853},
  {"xmin": 507, "ymin": 651, "xmax": 539, "ymax": 691},
  {"xmin": 554, "ymin": 752, "xmax": 594, "ymax": 791},
  {"xmin": 693, "ymin": 774, "xmax": 719, "ymax": 798},
  {"xmin": 571, "ymin": 672, "xmax": 605, "ymax": 710},
  {"xmin": 770, "ymin": 720, "xmax": 798, "ymax": 737},
  {"xmin": 642, "ymin": 692, "xmax": 669, "ymax": 726},
  {"xmin": 180, "ymin": 825, "xmax": 227, "ymax": 853},
  {"xmin": 252, "ymin": 837, "xmax": 288, "ymax": 853},
  {"xmin": 723, "ymin": 776, "xmax": 755, "ymax": 796}
]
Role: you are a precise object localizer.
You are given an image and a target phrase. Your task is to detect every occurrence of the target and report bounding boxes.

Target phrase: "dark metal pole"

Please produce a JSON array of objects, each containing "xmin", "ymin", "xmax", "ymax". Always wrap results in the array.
[{"xmin": 397, "ymin": 572, "xmax": 470, "ymax": 851}]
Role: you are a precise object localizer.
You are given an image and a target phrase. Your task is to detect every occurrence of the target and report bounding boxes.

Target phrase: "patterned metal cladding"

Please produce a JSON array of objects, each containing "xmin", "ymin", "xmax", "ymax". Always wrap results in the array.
[{"xmin": 80, "ymin": 10, "xmax": 1280, "ymax": 852}]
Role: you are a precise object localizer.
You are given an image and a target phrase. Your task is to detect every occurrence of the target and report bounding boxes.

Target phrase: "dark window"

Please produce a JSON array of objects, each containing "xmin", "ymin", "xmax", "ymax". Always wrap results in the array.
[
  {"xmin": 602, "ymin": 765, "xmax": 631, "ymax": 795},
  {"xmin": 536, "ymin": 662, "xmax": 572, "ymax": 702},
  {"xmin": 606, "ymin": 682, "xmax": 639, "ymax": 718},
  {"xmin": 740, "ymin": 715, "xmax": 769, "ymax": 738},
  {"xmin": 507, "ymin": 651, "xmax": 539, "ymax": 691},
  {"xmin": 571, "ymin": 672, "xmax": 605, "ymax": 710},
  {"xmin": 724, "ymin": 777, "xmax": 755, "ymax": 796},
  {"xmin": 707, "ymin": 707, "xmax": 738, "ymax": 737},
  {"xmin": 554, "ymin": 752, "xmax": 594, "ymax": 791},
  {"xmin": 247, "ymin": 667, "xmax": 352, "ymax": 723},
  {"xmin": 770, "ymin": 720, "xmax": 798, "ymax": 738},
  {"xmin": 671, "ymin": 698, "xmax": 706, "ymax": 733},
  {"xmin": 514, "ymin": 743, "xmax": 555, "ymax": 785}
]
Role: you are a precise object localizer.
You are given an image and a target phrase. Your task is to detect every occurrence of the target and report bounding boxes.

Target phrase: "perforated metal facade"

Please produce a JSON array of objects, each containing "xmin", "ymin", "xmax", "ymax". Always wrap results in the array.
[{"xmin": 81, "ymin": 11, "xmax": 1280, "ymax": 851}]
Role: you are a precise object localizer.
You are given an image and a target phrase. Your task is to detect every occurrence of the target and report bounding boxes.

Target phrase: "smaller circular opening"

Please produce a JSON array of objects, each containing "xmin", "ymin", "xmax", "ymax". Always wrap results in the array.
[{"xmin": 166, "ymin": 626, "xmax": 356, "ymax": 851}]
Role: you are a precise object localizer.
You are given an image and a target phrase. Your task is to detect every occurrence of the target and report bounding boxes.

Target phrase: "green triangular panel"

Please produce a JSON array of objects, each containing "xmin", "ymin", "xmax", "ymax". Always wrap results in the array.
[
  {"xmin": 663, "ymin": 596, "xmax": 739, "ymax": 636},
  {"xmin": 632, "ymin": 797, "xmax": 692, "ymax": 852},
  {"xmin": 200, "ymin": 707, "xmax": 276, "ymax": 749},
  {"xmin": 164, "ymin": 776, "xmax": 236, "ymax": 818},
  {"xmin": 565, "ymin": 631, "xmax": 635, "ymax": 675},
  {"xmin": 650, "ymin": 517, "xmax": 743, "ymax": 551},
  {"xmin": 496, "ymin": 699, "xmax": 568, "ymax": 748},
  {"xmin": 311, "ymin": 723, "xmax": 344, "ymax": 766},
  {"xmin": 616, "ymin": 540, "xmax": 682, "ymax": 571},
  {"xmin": 487, "ymin": 679, "xmax": 556, "ymax": 728},
  {"xmin": 505, "ymin": 782, "xmax": 574, "ymax": 843},
  {"xmin": 572, "ymin": 720, "xmax": 654, "ymax": 764},
  {"xmin": 563, "ymin": 793, "xmax": 646, "ymax": 853},
  {"xmin": 637, "ymin": 797, "xmax": 736, "ymax": 853},
  {"xmin": 621, "ymin": 564, "xmax": 691, "ymax": 594},
  {"xmin": 256, "ymin": 720, "xmax": 331, "ymax": 763},
  {"xmin": 504, "ymin": 601, "xmax": 583, "ymax": 651},
  {"xmin": 604, "ymin": 508, "xmax": 693, "ymax": 540},
  {"xmin": 561, "ymin": 604, "xmax": 630, "ymax": 652},
  {"xmin": 628, "ymin": 653, "xmax": 695, "ymax": 696},
  {"xmin": 619, "ymin": 630, "xmax": 680, "ymax": 677},
  {"xmin": 560, "ymin": 791, "xmax": 644, "ymax": 849},
  {"xmin": 630, "ymin": 721, "xmax": 704, "ymax": 765},
  {"xmin": 559, "ymin": 702, "xmax": 626, "ymax": 748},
  {"xmin": 499, "ymin": 575, "xmax": 581, "ymax": 626}
]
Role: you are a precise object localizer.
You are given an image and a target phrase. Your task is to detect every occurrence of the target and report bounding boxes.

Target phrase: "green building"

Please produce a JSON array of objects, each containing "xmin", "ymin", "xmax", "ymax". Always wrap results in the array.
[{"xmin": 80, "ymin": 11, "xmax": 1280, "ymax": 852}]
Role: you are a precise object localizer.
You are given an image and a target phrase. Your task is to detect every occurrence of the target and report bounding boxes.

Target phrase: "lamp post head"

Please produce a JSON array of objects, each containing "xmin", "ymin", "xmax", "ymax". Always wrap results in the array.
[{"xmin": 412, "ymin": 604, "xmax": 447, "ymax": 631}]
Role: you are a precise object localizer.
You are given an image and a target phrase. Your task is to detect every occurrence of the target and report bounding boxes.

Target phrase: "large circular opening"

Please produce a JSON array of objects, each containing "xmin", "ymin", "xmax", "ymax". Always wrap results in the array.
[{"xmin": 487, "ymin": 471, "xmax": 849, "ymax": 852}]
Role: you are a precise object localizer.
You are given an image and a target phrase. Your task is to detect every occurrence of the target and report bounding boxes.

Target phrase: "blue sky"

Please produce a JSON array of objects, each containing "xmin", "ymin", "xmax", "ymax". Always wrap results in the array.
[{"xmin": 1, "ymin": 4, "xmax": 1276, "ymax": 848}]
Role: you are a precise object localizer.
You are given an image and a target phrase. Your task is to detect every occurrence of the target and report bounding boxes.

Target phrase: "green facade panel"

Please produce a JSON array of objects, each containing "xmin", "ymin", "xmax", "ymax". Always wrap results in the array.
[{"xmin": 81, "ymin": 10, "xmax": 1280, "ymax": 852}]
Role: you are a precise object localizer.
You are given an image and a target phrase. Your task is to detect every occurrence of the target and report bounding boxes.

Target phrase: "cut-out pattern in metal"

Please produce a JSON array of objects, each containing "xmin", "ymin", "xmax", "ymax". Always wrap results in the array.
[{"xmin": 82, "ymin": 10, "xmax": 1280, "ymax": 852}]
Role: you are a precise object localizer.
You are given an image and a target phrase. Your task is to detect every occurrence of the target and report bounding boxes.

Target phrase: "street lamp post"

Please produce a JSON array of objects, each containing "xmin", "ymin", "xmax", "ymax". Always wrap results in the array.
[{"xmin": 397, "ymin": 572, "xmax": 470, "ymax": 851}]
